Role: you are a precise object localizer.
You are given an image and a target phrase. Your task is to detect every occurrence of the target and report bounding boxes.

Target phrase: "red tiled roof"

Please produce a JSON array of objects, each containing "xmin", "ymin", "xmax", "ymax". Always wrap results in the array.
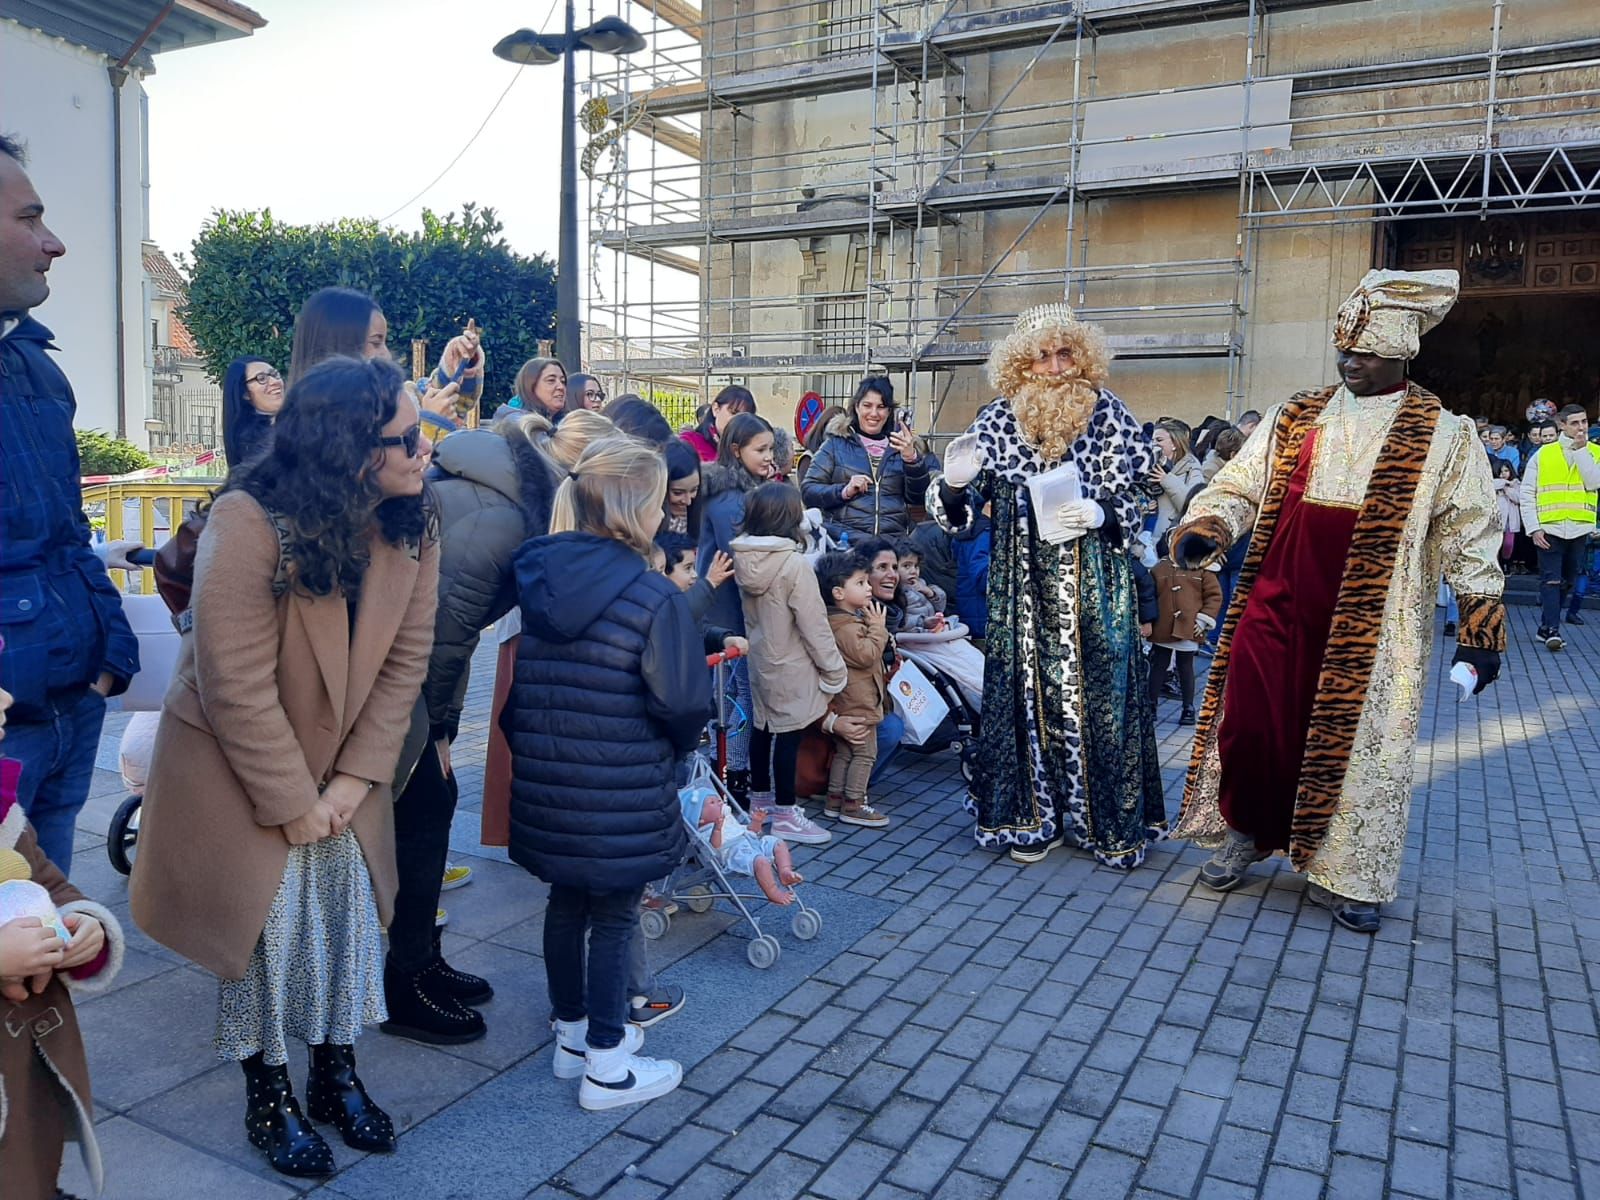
[
  {"xmin": 168, "ymin": 311, "xmax": 200, "ymax": 358},
  {"xmin": 143, "ymin": 247, "xmax": 188, "ymax": 299}
]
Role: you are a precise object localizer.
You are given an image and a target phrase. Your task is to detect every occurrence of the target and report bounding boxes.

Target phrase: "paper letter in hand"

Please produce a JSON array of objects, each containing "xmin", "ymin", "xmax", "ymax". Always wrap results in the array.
[{"xmin": 1025, "ymin": 462, "xmax": 1085, "ymax": 543}]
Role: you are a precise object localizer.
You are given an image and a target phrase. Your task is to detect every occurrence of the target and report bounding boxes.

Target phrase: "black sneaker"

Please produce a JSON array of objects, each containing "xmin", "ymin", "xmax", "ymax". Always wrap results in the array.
[
  {"xmin": 1567, "ymin": 613, "xmax": 1587, "ymax": 626},
  {"xmin": 380, "ymin": 960, "xmax": 486, "ymax": 1045},
  {"xmin": 629, "ymin": 984, "xmax": 686, "ymax": 1028},
  {"xmin": 1442, "ymin": 621, "xmax": 1456, "ymax": 637},
  {"xmin": 420, "ymin": 955, "xmax": 494, "ymax": 1006},
  {"xmin": 1546, "ymin": 630, "xmax": 1566, "ymax": 652},
  {"xmin": 1178, "ymin": 706, "xmax": 1196, "ymax": 726}
]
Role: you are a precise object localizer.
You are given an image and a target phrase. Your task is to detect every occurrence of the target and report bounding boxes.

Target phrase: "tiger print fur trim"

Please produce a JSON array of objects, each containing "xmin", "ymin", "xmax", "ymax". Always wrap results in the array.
[
  {"xmin": 1168, "ymin": 514, "xmax": 1233, "ymax": 566},
  {"xmin": 1289, "ymin": 383, "xmax": 1441, "ymax": 868},
  {"xmin": 1178, "ymin": 388, "xmax": 1336, "ymax": 838},
  {"xmin": 1455, "ymin": 592, "xmax": 1508, "ymax": 652}
]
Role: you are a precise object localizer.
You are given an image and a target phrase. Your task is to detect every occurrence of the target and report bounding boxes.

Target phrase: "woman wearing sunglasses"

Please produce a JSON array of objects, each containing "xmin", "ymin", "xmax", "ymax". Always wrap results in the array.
[
  {"xmin": 131, "ymin": 356, "xmax": 439, "ymax": 1180},
  {"xmin": 221, "ymin": 355, "xmax": 285, "ymax": 467}
]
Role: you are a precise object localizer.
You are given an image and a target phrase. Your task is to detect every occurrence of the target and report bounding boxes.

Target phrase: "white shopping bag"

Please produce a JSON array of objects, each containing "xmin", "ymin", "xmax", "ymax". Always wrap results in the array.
[
  {"xmin": 889, "ymin": 659, "xmax": 951, "ymax": 746},
  {"xmin": 1024, "ymin": 461, "xmax": 1085, "ymax": 544},
  {"xmin": 118, "ymin": 593, "xmax": 181, "ymax": 712}
]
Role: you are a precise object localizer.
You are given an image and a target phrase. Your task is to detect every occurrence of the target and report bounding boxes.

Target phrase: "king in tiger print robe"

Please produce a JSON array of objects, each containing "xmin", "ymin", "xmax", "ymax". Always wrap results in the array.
[{"xmin": 1171, "ymin": 381, "xmax": 1506, "ymax": 905}]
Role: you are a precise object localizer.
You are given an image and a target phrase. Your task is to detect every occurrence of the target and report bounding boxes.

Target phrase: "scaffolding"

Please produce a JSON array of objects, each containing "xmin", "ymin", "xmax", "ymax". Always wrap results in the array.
[{"xmin": 584, "ymin": 0, "xmax": 1600, "ymax": 430}]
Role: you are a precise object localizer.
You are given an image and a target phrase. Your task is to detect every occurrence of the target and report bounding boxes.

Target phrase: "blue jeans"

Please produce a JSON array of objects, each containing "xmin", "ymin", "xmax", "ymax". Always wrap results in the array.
[
  {"xmin": 869, "ymin": 710, "xmax": 905, "ymax": 786},
  {"xmin": 5, "ymin": 689, "xmax": 107, "ymax": 873},
  {"xmin": 544, "ymin": 883, "xmax": 644, "ymax": 1050}
]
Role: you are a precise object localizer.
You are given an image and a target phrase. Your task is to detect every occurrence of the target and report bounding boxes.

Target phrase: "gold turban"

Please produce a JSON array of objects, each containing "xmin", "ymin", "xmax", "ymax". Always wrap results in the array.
[{"xmin": 1331, "ymin": 268, "xmax": 1460, "ymax": 361}]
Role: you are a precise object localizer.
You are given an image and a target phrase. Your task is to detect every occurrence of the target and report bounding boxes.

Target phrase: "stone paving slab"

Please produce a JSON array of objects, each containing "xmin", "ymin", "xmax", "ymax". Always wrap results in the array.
[{"xmin": 53, "ymin": 606, "xmax": 1600, "ymax": 1199}]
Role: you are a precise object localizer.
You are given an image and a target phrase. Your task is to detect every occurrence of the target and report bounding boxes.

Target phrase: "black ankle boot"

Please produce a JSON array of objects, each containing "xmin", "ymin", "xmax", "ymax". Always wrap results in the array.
[
  {"xmin": 1178, "ymin": 705, "xmax": 1196, "ymax": 726},
  {"xmin": 420, "ymin": 928, "xmax": 494, "ymax": 1005},
  {"xmin": 380, "ymin": 958, "xmax": 486, "ymax": 1045},
  {"xmin": 305, "ymin": 1043, "xmax": 396, "ymax": 1153},
  {"xmin": 240, "ymin": 1053, "xmax": 334, "ymax": 1178},
  {"xmin": 725, "ymin": 768, "xmax": 751, "ymax": 806}
]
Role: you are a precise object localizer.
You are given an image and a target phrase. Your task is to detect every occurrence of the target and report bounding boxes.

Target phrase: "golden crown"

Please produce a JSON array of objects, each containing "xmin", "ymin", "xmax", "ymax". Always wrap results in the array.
[{"xmin": 1012, "ymin": 303, "xmax": 1079, "ymax": 338}]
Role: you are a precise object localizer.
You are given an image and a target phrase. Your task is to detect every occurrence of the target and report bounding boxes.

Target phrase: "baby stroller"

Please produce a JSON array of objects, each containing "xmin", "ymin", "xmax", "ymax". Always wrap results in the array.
[
  {"xmin": 896, "ymin": 625, "xmax": 982, "ymax": 784},
  {"xmin": 107, "ymin": 591, "xmax": 182, "ymax": 875},
  {"xmin": 638, "ymin": 649, "xmax": 824, "ymax": 969}
]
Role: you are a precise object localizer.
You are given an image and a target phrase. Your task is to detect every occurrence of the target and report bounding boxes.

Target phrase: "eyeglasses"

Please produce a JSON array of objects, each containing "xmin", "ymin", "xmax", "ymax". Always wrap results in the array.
[
  {"xmin": 380, "ymin": 425, "xmax": 425, "ymax": 457},
  {"xmin": 247, "ymin": 368, "xmax": 282, "ymax": 387},
  {"xmin": 583, "ymin": 388, "xmax": 606, "ymax": 402}
]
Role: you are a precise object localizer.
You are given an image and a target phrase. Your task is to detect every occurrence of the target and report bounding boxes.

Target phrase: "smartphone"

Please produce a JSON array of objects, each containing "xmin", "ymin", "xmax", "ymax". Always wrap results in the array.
[{"xmin": 128, "ymin": 547, "xmax": 157, "ymax": 566}]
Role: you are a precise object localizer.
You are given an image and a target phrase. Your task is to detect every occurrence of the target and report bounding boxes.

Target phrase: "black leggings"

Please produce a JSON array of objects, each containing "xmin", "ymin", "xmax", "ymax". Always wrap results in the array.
[
  {"xmin": 748, "ymin": 725, "xmax": 802, "ymax": 808},
  {"xmin": 1149, "ymin": 646, "xmax": 1197, "ymax": 708}
]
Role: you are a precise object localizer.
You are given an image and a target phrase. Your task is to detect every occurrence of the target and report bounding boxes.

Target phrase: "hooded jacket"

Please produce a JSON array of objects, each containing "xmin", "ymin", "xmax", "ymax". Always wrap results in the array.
[
  {"xmin": 827, "ymin": 608, "xmax": 889, "ymax": 722},
  {"xmin": 802, "ymin": 426, "xmax": 936, "ymax": 542},
  {"xmin": 697, "ymin": 461, "xmax": 765, "ymax": 635},
  {"xmin": 730, "ymin": 535, "xmax": 846, "ymax": 733},
  {"xmin": 393, "ymin": 429, "xmax": 561, "ymax": 790},
  {"xmin": 0, "ymin": 317, "xmax": 138, "ymax": 720},
  {"xmin": 505, "ymin": 532, "xmax": 711, "ymax": 890}
]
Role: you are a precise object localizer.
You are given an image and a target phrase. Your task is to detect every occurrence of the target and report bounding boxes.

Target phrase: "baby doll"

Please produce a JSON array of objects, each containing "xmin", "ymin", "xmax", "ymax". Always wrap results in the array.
[{"xmin": 679, "ymin": 785, "xmax": 803, "ymax": 905}]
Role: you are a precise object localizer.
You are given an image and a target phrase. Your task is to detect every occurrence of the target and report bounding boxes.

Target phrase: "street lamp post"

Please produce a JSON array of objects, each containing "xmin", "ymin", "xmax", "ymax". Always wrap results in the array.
[{"xmin": 495, "ymin": 6, "xmax": 645, "ymax": 373}]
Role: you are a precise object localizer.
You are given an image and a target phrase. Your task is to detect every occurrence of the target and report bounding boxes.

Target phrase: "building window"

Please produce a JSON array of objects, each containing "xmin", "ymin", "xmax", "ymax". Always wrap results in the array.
[
  {"xmin": 812, "ymin": 293, "xmax": 866, "ymax": 356},
  {"xmin": 818, "ymin": 0, "xmax": 871, "ymax": 59}
]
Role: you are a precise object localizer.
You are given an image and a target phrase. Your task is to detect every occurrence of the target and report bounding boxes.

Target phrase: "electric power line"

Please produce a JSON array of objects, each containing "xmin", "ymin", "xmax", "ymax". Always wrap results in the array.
[
  {"xmin": 375, "ymin": 0, "xmax": 569, "ymax": 224},
  {"xmin": 376, "ymin": 63, "xmax": 527, "ymax": 224}
]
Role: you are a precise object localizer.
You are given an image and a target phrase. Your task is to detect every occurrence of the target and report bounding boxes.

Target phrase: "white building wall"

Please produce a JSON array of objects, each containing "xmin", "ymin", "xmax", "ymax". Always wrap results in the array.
[{"xmin": 0, "ymin": 20, "xmax": 150, "ymax": 442}]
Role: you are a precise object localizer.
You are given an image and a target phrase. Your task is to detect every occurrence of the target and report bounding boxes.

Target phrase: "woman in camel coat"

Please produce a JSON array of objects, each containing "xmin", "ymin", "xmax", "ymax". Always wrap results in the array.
[{"xmin": 131, "ymin": 357, "xmax": 439, "ymax": 1180}]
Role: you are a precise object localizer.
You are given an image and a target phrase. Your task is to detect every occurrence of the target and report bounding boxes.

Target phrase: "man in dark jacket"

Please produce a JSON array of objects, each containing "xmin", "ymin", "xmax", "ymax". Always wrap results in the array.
[{"xmin": 0, "ymin": 135, "xmax": 137, "ymax": 872}]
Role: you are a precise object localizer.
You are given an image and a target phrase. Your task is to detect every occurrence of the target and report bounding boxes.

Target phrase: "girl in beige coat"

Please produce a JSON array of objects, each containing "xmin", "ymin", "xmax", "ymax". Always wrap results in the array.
[
  {"xmin": 730, "ymin": 483, "xmax": 846, "ymax": 843},
  {"xmin": 131, "ymin": 358, "xmax": 439, "ymax": 1181}
]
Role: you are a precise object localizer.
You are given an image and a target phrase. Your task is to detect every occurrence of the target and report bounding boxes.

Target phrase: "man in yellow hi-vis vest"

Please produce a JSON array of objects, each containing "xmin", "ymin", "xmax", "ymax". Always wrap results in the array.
[{"xmin": 1520, "ymin": 403, "xmax": 1600, "ymax": 651}]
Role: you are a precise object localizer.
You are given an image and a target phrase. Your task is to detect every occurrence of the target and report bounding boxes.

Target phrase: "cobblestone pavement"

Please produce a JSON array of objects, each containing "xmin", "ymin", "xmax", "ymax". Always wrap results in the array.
[{"xmin": 56, "ymin": 605, "xmax": 1599, "ymax": 1199}]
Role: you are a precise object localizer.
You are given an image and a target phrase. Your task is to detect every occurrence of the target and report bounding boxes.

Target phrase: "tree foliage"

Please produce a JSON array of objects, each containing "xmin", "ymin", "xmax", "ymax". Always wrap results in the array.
[
  {"xmin": 77, "ymin": 429, "xmax": 154, "ymax": 476},
  {"xmin": 181, "ymin": 205, "xmax": 557, "ymax": 413}
]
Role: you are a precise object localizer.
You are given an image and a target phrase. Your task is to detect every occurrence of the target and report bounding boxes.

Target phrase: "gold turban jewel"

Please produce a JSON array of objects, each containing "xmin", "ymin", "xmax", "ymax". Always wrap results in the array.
[{"xmin": 1331, "ymin": 268, "xmax": 1460, "ymax": 361}]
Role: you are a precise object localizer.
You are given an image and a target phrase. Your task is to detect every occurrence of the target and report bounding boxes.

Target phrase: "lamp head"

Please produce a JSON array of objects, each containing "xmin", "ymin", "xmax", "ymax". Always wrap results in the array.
[
  {"xmin": 493, "ymin": 28, "xmax": 564, "ymax": 65},
  {"xmin": 575, "ymin": 16, "xmax": 646, "ymax": 54}
]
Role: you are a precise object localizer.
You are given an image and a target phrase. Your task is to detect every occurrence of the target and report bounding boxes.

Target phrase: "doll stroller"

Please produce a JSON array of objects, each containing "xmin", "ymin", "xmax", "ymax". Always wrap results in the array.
[{"xmin": 638, "ymin": 649, "xmax": 825, "ymax": 969}]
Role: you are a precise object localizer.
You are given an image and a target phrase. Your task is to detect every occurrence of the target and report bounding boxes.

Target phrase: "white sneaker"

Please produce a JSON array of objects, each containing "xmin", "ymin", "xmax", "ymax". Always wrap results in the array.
[
  {"xmin": 578, "ymin": 1043, "xmax": 682, "ymax": 1111},
  {"xmin": 552, "ymin": 1018, "xmax": 643, "ymax": 1079}
]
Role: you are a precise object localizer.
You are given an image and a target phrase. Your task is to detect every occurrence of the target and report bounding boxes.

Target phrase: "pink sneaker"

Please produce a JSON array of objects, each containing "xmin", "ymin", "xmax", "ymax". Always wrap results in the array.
[{"xmin": 762, "ymin": 805, "xmax": 832, "ymax": 845}]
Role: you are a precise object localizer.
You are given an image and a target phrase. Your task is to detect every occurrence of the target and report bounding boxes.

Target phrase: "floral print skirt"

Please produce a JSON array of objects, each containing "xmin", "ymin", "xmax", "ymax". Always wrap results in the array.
[{"xmin": 214, "ymin": 830, "xmax": 385, "ymax": 1065}]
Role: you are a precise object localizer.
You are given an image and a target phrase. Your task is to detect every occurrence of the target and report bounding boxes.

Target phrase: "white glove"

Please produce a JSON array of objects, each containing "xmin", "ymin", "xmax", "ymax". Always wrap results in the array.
[
  {"xmin": 1055, "ymin": 498, "xmax": 1105, "ymax": 531},
  {"xmin": 941, "ymin": 432, "xmax": 986, "ymax": 490}
]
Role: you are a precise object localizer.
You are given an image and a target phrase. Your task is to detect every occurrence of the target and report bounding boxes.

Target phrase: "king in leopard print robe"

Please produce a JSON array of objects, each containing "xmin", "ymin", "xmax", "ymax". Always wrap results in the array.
[{"xmin": 929, "ymin": 391, "xmax": 1167, "ymax": 867}]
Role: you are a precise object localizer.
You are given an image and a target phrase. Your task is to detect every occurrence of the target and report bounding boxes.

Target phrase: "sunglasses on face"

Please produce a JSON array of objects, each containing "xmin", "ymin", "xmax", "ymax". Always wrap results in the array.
[
  {"xmin": 379, "ymin": 425, "xmax": 425, "ymax": 457},
  {"xmin": 247, "ymin": 368, "xmax": 282, "ymax": 387},
  {"xmin": 583, "ymin": 388, "xmax": 606, "ymax": 402}
]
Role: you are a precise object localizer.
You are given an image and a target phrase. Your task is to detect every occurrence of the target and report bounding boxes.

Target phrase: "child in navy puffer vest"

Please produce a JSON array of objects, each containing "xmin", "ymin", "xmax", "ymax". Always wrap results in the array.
[{"xmin": 504, "ymin": 436, "xmax": 712, "ymax": 1113}]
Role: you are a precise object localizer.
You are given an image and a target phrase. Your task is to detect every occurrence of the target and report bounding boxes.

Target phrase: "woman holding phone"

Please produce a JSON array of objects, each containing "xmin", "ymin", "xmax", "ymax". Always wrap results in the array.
[{"xmin": 802, "ymin": 376, "xmax": 937, "ymax": 542}]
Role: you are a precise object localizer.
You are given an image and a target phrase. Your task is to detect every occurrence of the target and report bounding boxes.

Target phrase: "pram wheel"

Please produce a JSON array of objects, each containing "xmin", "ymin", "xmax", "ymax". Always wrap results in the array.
[
  {"xmin": 683, "ymin": 885, "xmax": 715, "ymax": 915},
  {"xmin": 107, "ymin": 794, "xmax": 142, "ymax": 876},
  {"xmin": 747, "ymin": 934, "xmax": 781, "ymax": 969},
  {"xmin": 791, "ymin": 909, "xmax": 822, "ymax": 941},
  {"xmin": 960, "ymin": 750, "xmax": 975, "ymax": 784},
  {"xmin": 639, "ymin": 907, "xmax": 670, "ymax": 941}
]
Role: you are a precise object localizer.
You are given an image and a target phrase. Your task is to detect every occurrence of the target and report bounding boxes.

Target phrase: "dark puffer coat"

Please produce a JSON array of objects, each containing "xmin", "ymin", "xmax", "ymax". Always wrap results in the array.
[
  {"xmin": 801, "ymin": 429, "xmax": 937, "ymax": 542},
  {"xmin": 697, "ymin": 462, "xmax": 765, "ymax": 636},
  {"xmin": 393, "ymin": 429, "xmax": 559, "ymax": 790},
  {"xmin": 504, "ymin": 532, "xmax": 712, "ymax": 891}
]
